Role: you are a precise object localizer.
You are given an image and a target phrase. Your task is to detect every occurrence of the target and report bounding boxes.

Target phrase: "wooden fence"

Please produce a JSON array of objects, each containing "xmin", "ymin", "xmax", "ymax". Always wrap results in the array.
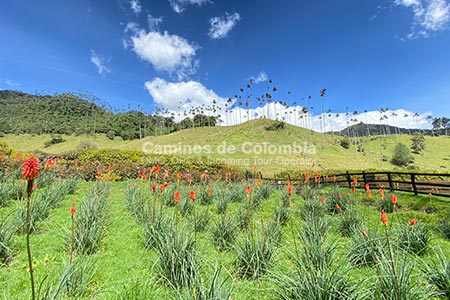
[{"xmin": 265, "ymin": 171, "xmax": 450, "ymax": 198}]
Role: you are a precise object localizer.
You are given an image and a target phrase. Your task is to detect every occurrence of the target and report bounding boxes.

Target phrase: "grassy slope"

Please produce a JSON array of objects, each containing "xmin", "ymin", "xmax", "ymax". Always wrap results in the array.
[{"xmin": 2, "ymin": 119, "xmax": 450, "ymax": 175}]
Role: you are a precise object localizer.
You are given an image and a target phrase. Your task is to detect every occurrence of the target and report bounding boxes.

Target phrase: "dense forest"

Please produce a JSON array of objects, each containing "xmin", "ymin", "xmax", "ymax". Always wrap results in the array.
[{"xmin": 0, "ymin": 90, "xmax": 218, "ymax": 140}]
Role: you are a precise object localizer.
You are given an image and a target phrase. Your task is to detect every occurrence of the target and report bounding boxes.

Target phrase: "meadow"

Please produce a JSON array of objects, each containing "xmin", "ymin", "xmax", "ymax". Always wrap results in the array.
[{"xmin": 1, "ymin": 162, "xmax": 450, "ymax": 300}]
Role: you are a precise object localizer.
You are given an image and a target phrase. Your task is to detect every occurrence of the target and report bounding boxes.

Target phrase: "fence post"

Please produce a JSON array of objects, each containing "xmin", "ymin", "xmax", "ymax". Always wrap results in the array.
[
  {"xmin": 346, "ymin": 171, "xmax": 351, "ymax": 188},
  {"xmin": 387, "ymin": 172, "xmax": 394, "ymax": 191},
  {"xmin": 362, "ymin": 171, "xmax": 367, "ymax": 187},
  {"xmin": 411, "ymin": 174, "xmax": 418, "ymax": 195}
]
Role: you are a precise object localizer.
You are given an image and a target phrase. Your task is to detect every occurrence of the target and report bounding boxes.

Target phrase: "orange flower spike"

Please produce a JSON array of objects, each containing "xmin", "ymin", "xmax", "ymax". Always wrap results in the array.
[
  {"xmin": 380, "ymin": 210, "xmax": 388, "ymax": 226},
  {"xmin": 353, "ymin": 177, "xmax": 358, "ymax": 185},
  {"xmin": 335, "ymin": 203, "xmax": 340, "ymax": 209},
  {"xmin": 379, "ymin": 188, "xmax": 385, "ymax": 198},
  {"xmin": 22, "ymin": 157, "xmax": 40, "ymax": 180},
  {"xmin": 391, "ymin": 194, "xmax": 398, "ymax": 205},
  {"xmin": 174, "ymin": 191, "xmax": 180, "ymax": 203},
  {"xmin": 152, "ymin": 165, "xmax": 160, "ymax": 173},
  {"xmin": 305, "ymin": 172, "xmax": 309, "ymax": 181},
  {"xmin": 287, "ymin": 185, "xmax": 293, "ymax": 196},
  {"xmin": 351, "ymin": 185, "xmax": 356, "ymax": 192},
  {"xmin": 409, "ymin": 219, "xmax": 416, "ymax": 226},
  {"xmin": 177, "ymin": 171, "xmax": 183, "ymax": 179},
  {"xmin": 255, "ymin": 179, "xmax": 261, "ymax": 186},
  {"xmin": 151, "ymin": 183, "xmax": 156, "ymax": 192},
  {"xmin": 189, "ymin": 190, "xmax": 196, "ymax": 201},
  {"xmin": 337, "ymin": 192, "xmax": 342, "ymax": 199},
  {"xmin": 365, "ymin": 183, "xmax": 370, "ymax": 191},
  {"xmin": 159, "ymin": 185, "xmax": 164, "ymax": 193},
  {"xmin": 207, "ymin": 189, "xmax": 212, "ymax": 196},
  {"xmin": 333, "ymin": 175, "xmax": 337, "ymax": 182},
  {"xmin": 245, "ymin": 185, "xmax": 251, "ymax": 195},
  {"xmin": 163, "ymin": 181, "xmax": 169, "ymax": 187},
  {"xmin": 321, "ymin": 196, "xmax": 326, "ymax": 204},
  {"xmin": 70, "ymin": 202, "xmax": 77, "ymax": 215},
  {"xmin": 367, "ymin": 189, "xmax": 372, "ymax": 198}
]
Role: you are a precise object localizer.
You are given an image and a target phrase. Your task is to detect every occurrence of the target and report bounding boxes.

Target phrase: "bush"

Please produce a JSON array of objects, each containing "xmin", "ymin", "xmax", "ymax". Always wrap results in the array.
[
  {"xmin": 422, "ymin": 250, "xmax": 450, "ymax": 299},
  {"xmin": 0, "ymin": 215, "xmax": 14, "ymax": 264},
  {"xmin": 391, "ymin": 143, "xmax": 413, "ymax": 167},
  {"xmin": 44, "ymin": 135, "xmax": 66, "ymax": 148},
  {"xmin": 235, "ymin": 226, "xmax": 277, "ymax": 279},
  {"xmin": 338, "ymin": 208, "xmax": 363, "ymax": 237},
  {"xmin": 155, "ymin": 225, "xmax": 198, "ymax": 289},
  {"xmin": 340, "ymin": 137, "xmax": 350, "ymax": 149},
  {"xmin": 210, "ymin": 215, "xmax": 238, "ymax": 251},
  {"xmin": 395, "ymin": 221, "xmax": 430, "ymax": 255}
]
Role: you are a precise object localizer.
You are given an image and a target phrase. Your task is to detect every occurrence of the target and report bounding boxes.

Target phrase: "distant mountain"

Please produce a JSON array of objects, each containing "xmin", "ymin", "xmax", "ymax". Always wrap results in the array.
[{"xmin": 329, "ymin": 122, "xmax": 433, "ymax": 137}]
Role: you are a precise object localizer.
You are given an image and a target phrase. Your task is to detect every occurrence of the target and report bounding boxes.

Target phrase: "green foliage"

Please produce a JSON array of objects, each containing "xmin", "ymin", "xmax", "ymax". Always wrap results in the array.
[
  {"xmin": 338, "ymin": 208, "xmax": 363, "ymax": 237},
  {"xmin": 210, "ymin": 215, "xmax": 238, "ymax": 251},
  {"xmin": 391, "ymin": 142, "xmax": 414, "ymax": 167},
  {"xmin": 347, "ymin": 229, "xmax": 383, "ymax": 267},
  {"xmin": 395, "ymin": 221, "xmax": 431, "ymax": 255},
  {"xmin": 411, "ymin": 132, "xmax": 425, "ymax": 154},
  {"xmin": 154, "ymin": 225, "xmax": 198, "ymax": 289},
  {"xmin": 264, "ymin": 120, "xmax": 285, "ymax": 131},
  {"xmin": 74, "ymin": 182, "xmax": 110, "ymax": 254},
  {"xmin": 234, "ymin": 224, "xmax": 277, "ymax": 279},
  {"xmin": 422, "ymin": 250, "xmax": 450, "ymax": 299},
  {"xmin": 340, "ymin": 137, "xmax": 350, "ymax": 149},
  {"xmin": 44, "ymin": 134, "xmax": 66, "ymax": 148},
  {"xmin": 0, "ymin": 215, "xmax": 14, "ymax": 265}
]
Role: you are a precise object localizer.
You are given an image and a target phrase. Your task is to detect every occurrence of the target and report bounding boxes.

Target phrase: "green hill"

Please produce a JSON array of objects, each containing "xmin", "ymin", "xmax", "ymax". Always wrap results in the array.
[{"xmin": 2, "ymin": 119, "xmax": 449, "ymax": 175}]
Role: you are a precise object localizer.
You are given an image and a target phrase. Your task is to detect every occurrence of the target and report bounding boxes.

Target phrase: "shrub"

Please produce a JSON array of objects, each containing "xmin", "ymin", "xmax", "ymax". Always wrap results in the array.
[
  {"xmin": 436, "ymin": 217, "xmax": 450, "ymax": 239},
  {"xmin": 235, "ymin": 226, "xmax": 277, "ymax": 279},
  {"xmin": 0, "ymin": 215, "xmax": 14, "ymax": 265},
  {"xmin": 155, "ymin": 225, "xmax": 198, "ymax": 289},
  {"xmin": 74, "ymin": 182, "xmax": 110, "ymax": 254},
  {"xmin": 215, "ymin": 196, "xmax": 228, "ymax": 215},
  {"xmin": 422, "ymin": 250, "xmax": 450, "ymax": 299},
  {"xmin": 395, "ymin": 221, "xmax": 430, "ymax": 255},
  {"xmin": 273, "ymin": 204, "xmax": 289, "ymax": 225},
  {"xmin": 210, "ymin": 215, "xmax": 238, "ymax": 251},
  {"xmin": 391, "ymin": 143, "xmax": 413, "ymax": 167},
  {"xmin": 113, "ymin": 277, "xmax": 161, "ymax": 300},
  {"xmin": 340, "ymin": 137, "xmax": 350, "ymax": 149},
  {"xmin": 44, "ymin": 135, "xmax": 66, "ymax": 148},
  {"xmin": 235, "ymin": 206, "xmax": 252, "ymax": 230},
  {"xmin": 180, "ymin": 266, "xmax": 233, "ymax": 300},
  {"xmin": 347, "ymin": 229, "xmax": 383, "ymax": 267},
  {"xmin": 190, "ymin": 209, "xmax": 210, "ymax": 232},
  {"xmin": 338, "ymin": 208, "xmax": 363, "ymax": 237}
]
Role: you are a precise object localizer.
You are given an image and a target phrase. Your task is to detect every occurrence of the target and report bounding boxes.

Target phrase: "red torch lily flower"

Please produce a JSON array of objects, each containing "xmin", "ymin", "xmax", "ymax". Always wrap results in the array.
[
  {"xmin": 22, "ymin": 157, "xmax": 40, "ymax": 180},
  {"xmin": 391, "ymin": 194, "xmax": 397, "ymax": 205},
  {"xmin": 321, "ymin": 196, "xmax": 326, "ymax": 204},
  {"xmin": 380, "ymin": 210, "xmax": 388, "ymax": 226},
  {"xmin": 207, "ymin": 189, "xmax": 212, "ymax": 196},
  {"xmin": 189, "ymin": 190, "xmax": 196, "ymax": 201},
  {"xmin": 152, "ymin": 183, "xmax": 156, "ymax": 192},
  {"xmin": 70, "ymin": 202, "xmax": 77, "ymax": 215},
  {"xmin": 287, "ymin": 185, "xmax": 293, "ymax": 196},
  {"xmin": 245, "ymin": 185, "xmax": 251, "ymax": 195},
  {"xmin": 174, "ymin": 191, "xmax": 180, "ymax": 203},
  {"xmin": 409, "ymin": 219, "xmax": 416, "ymax": 226}
]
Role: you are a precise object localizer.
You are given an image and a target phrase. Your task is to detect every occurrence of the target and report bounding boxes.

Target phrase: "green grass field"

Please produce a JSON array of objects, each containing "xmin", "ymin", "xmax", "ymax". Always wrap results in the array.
[
  {"xmin": 2, "ymin": 120, "xmax": 450, "ymax": 176},
  {"xmin": 1, "ymin": 176, "xmax": 450, "ymax": 299}
]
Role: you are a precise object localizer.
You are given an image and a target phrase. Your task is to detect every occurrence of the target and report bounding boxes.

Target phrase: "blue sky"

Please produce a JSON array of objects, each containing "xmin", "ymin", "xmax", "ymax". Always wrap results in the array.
[{"xmin": 1, "ymin": 0, "xmax": 450, "ymax": 129}]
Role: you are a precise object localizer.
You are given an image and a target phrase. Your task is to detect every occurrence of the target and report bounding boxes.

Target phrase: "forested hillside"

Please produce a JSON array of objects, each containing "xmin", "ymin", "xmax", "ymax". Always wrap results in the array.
[{"xmin": 0, "ymin": 90, "xmax": 218, "ymax": 140}]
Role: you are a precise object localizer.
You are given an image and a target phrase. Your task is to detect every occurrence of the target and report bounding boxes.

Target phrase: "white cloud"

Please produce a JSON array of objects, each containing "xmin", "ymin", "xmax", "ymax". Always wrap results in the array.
[
  {"xmin": 145, "ymin": 78, "xmax": 227, "ymax": 112},
  {"xmin": 168, "ymin": 0, "xmax": 210, "ymax": 13},
  {"xmin": 395, "ymin": 0, "xmax": 450, "ymax": 38},
  {"xmin": 90, "ymin": 50, "xmax": 111, "ymax": 75},
  {"xmin": 130, "ymin": 29, "xmax": 199, "ymax": 80},
  {"xmin": 129, "ymin": 0, "xmax": 142, "ymax": 14},
  {"xmin": 147, "ymin": 14, "xmax": 163, "ymax": 31},
  {"xmin": 4, "ymin": 79, "xmax": 19, "ymax": 87},
  {"xmin": 208, "ymin": 12, "xmax": 241, "ymax": 39},
  {"xmin": 250, "ymin": 71, "xmax": 268, "ymax": 84}
]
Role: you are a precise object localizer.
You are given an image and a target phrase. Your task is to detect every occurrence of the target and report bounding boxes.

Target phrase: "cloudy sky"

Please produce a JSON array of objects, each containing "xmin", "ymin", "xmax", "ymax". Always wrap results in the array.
[{"xmin": 1, "ymin": 0, "xmax": 449, "ymax": 130}]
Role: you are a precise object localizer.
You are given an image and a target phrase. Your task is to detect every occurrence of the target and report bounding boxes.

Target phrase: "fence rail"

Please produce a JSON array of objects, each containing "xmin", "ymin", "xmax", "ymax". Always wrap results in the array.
[{"xmin": 264, "ymin": 171, "xmax": 450, "ymax": 198}]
